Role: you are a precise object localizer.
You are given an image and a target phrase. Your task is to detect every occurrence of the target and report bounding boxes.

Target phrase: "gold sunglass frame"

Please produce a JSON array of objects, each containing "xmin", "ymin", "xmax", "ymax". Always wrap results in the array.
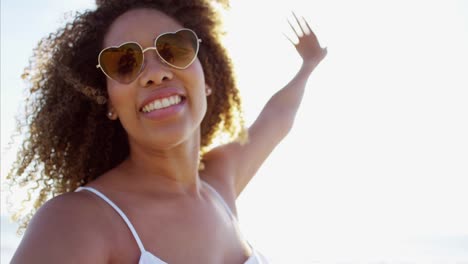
[{"xmin": 96, "ymin": 28, "xmax": 202, "ymax": 84}]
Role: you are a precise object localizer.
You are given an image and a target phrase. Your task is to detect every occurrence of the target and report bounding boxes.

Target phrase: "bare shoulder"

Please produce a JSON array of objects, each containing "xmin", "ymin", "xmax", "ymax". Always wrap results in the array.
[{"xmin": 11, "ymin": 191, "xmax": 111, "ymax": 264}]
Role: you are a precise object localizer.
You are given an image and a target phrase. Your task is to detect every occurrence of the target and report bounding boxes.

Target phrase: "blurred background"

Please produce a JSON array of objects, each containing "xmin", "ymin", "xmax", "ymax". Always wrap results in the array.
[{"xmin": 2, "ymin": 0, "xmax": 467, "ymax": 263}]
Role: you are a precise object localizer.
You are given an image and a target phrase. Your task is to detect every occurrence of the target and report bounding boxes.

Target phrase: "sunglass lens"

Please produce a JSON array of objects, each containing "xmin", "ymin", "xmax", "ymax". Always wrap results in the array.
[
  {"xmin": 99, "ymin": 43, "xmax": 143, "ymax": 84},
  {"xmin": 156, "ymin": 29, "xmax": 198, "ymax": 69}
]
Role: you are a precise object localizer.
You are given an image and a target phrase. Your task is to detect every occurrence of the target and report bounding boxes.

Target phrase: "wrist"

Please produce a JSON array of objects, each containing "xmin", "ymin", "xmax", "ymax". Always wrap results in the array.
[{"xmin": 300, "ymin": 61, "xmax": 317, "ymax": 74}]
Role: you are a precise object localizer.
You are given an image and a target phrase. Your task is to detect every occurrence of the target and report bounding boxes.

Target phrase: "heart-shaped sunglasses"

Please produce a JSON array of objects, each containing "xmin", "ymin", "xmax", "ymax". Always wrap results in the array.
[{"xmin": 96, "ymin": 28, "xmax": 202, "ymax": 84}]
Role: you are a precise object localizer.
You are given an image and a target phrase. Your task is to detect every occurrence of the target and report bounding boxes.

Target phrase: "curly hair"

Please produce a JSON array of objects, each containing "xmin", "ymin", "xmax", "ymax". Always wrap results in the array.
[{"xmin": 6, "ymin": 0, "xmax": 246, "ymax": 234}]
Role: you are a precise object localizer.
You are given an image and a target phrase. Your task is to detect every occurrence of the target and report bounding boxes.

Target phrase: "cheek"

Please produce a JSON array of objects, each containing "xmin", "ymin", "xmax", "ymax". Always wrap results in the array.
[
  {"xmin": 181, "ymin": 62, "xmax": 207, "ymax": 120},
  {"xmin": 106, "ymin": 82, "xmax": 135, "ymax": 112},
  {"xmin": 190, "ymin": 62, "xmax": 207, "ymax": 106},
  {"xmin": 181, "ymin": 60, "xmax": 205, "ymax": 96},
  {"xmin": 189, "ymin": 60, "xmax": 205, "ymax": 87}
]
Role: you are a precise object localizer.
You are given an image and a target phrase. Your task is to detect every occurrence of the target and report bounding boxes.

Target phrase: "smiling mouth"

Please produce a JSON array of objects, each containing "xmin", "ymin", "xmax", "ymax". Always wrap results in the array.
[{"xmin": 141, "ymin": 95, "xmax": 185, "ymax": 113}]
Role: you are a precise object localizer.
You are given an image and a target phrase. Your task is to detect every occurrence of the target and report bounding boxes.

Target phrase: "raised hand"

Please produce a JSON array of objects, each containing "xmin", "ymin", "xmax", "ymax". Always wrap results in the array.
[{"xmin": 285, "ymin": 12, "xmax": 327, "ymax": 69}]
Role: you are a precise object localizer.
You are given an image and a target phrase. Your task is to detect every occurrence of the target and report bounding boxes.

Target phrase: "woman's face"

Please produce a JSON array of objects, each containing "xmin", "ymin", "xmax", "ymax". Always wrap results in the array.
[{"xmin": 103, "ymin": 8, "xmax": 207, "ymax": 151}]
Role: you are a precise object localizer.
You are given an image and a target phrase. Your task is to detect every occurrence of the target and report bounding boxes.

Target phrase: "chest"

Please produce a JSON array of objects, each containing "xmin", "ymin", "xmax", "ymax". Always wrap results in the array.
[{"xmin": 109, "ymin": 195, "xmax": 251, "ymax": 263}]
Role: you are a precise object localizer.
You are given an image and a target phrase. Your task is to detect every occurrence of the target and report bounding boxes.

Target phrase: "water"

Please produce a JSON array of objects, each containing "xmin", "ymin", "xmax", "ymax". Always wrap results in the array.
[{"xmin": 1, "ymin": 215, "xmax": 22, "ymax": 263}]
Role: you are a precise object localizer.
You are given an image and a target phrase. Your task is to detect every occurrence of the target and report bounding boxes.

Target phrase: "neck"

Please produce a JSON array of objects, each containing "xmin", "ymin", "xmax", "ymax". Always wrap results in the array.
[{"xmin": 117, "ymin": 131, "xmax": 202, "ymax": 196}]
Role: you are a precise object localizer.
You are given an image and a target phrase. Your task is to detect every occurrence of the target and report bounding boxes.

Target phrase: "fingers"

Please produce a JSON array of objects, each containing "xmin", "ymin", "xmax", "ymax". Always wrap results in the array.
[
  {"xmin": 288, "ymin": 12, "xmax": 316, "ymax": 39},
  {"xmin": 282, "ymin": 32, "xmax": 297, "ymax": 46},
  {"xmin": 302, "ymin": 16, "xmax": 318, "ymax": 40},
  {"xmin": 302, "ymin": 16, "xmax": 313, "ymax": 33},
  {"xmin": 301, "ymin": 16, "xmax": 311, "ymax": 36},
  {"xmin": 291, "ymin": 12, "xmax": 305, "ymax": 36},
  {"xmin": 286, "ymin": 11, "xmax": 323, "ymax": 48},
  {"xmin": 287, "ymin": 18, "xmax": 301, "ymax": 38}
]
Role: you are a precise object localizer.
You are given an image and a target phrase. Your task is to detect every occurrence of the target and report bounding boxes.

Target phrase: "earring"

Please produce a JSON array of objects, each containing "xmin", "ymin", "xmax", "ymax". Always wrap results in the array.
[
  {"xmin": 206, "ymin": 88, "xmax": 212, "ymax": 95},
  {"xmin": 107, "ymin": 111, "xmax": 113, "ymax": 118}
]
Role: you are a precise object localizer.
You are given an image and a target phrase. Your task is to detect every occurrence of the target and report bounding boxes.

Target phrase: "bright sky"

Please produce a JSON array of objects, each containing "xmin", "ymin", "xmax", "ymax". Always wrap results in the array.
[{"xmin": 1, "ymin": 0, "xmax": 468, "ymax": 263}]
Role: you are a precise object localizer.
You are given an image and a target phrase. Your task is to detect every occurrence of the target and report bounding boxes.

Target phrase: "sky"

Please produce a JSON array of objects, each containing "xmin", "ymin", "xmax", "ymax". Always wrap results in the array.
[{"xmin": 2, "ymin": 0, "xmax": 468, "ymax": 263}]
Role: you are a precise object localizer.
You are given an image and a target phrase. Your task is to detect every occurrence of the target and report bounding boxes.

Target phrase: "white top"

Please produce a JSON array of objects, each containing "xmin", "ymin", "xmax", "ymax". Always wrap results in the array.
[{"xmin": 75, "ymin": 181, "xmax": 269, "ymax": 264}]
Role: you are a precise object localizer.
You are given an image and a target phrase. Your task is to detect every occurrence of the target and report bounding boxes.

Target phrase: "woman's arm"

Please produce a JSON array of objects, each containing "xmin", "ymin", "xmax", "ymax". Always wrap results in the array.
[{"xmin": 205, "ymin": 13, "xmax": 327, "ymax": 198}]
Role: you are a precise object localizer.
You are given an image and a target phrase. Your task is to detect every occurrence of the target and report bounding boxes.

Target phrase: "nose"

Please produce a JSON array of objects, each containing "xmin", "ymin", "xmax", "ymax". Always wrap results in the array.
[{"xmin": 138, "ymin": 48, "xmax": 173, "ymax": 87}]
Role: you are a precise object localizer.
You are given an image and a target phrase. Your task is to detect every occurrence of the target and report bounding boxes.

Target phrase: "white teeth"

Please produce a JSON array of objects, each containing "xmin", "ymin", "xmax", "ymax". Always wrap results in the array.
[
  {"xmin": 142, "ymin": 95, "xmax": 182, "ymax": 113},
  {"xmin": 162, "ymin": 98, "xmax": 170, "ymax": 108},
  {"xmin": 154, "ymin": 100, "xmax": 162, "ymax": 109}
]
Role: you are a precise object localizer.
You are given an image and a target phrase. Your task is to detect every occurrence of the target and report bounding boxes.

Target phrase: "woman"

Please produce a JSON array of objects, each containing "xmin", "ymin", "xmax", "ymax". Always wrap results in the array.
[{"xmin": 9, "ymin": 0, "xmax": 327, "ymax": 263}]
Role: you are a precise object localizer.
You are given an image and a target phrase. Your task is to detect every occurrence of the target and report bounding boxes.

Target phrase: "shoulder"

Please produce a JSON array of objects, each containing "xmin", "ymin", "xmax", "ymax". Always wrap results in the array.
[{"xmin": 11, "ymin": 191, "xmax": 112, "ymax": 264}]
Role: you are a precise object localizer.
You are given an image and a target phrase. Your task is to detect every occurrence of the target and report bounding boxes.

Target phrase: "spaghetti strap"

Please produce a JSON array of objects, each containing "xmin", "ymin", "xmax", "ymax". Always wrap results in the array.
[
  {"xmin": 201, "ymin": 180, "xmax": 238, "ymax": 221},
  {"xmin": 75, "ymin": 184, "xmax": 268, "ymax": 263},
  {"xmin": 75, "ymin": 186, "xmax": 146, "ymax": 254},
  {"xmin": 201, "ymin": 180, "xmax": 255, "ymax": 254}
]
